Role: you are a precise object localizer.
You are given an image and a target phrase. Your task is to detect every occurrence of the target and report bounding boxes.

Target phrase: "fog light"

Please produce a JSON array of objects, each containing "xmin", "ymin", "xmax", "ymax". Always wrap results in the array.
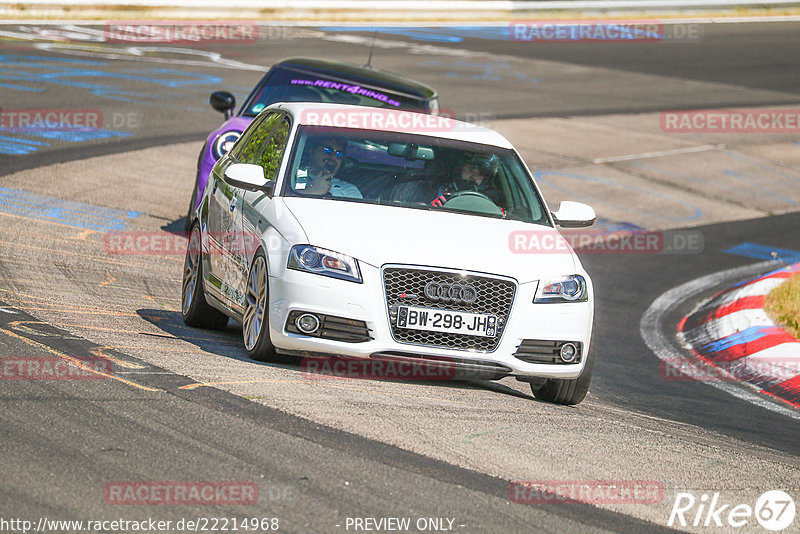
[
  {"xmin": 296, "ymin": 313, "xmax": 320, "ymax": 334},
  {"xmin": 559, "ymin": 342, "xmax": 578, "ymax": 363}
]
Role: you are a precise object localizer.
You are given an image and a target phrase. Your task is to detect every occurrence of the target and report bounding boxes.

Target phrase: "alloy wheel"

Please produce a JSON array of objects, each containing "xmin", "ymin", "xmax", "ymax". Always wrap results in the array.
[{"xmin": 243, "ymin": 255, "xmax": 267, "ymax": 351}]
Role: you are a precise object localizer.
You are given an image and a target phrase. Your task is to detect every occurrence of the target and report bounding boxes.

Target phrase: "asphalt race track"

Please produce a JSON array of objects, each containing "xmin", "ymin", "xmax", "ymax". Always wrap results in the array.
[{"xmin": 1, "ymin": 20, "xmax": 799, "ymax": 533}]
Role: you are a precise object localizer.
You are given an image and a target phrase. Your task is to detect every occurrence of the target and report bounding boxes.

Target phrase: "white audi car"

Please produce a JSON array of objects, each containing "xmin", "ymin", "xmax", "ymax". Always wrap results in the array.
[{"xmin": 182, "ymin": 103, "xmax": 596, "ymax": 405}]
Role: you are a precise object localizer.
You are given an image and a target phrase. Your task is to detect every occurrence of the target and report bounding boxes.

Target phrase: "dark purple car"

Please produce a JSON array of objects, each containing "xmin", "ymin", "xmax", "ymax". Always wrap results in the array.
[{"xmin": 186, "ymin": 57, "xmax": 439, "ymax": 228}]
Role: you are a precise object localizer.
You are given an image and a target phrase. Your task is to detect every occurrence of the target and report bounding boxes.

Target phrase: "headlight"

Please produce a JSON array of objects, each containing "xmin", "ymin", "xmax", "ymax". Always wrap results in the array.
[
  {"xmin": 534, "ymin": 274, "xmax": 587, "ymax": 303},
  {"xmin": 211, "ymin": 130, "xmax": 242, "ymax": 160},
  {"xmin": 287, "ymin": 245, "xmax": 362, "ymax": 283}
]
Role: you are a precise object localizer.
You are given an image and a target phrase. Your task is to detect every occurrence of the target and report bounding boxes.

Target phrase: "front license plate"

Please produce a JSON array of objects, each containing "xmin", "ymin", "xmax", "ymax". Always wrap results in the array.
[{"xmin": 396, "ymin": 305, "xmax": 497, "ymax": 337}]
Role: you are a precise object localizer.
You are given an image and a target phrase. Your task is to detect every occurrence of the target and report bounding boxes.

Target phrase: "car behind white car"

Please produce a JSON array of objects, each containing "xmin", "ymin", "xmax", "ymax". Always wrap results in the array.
[{"xmin": 182, "ymin": 103, "xmax": 596, "ymax": 405}]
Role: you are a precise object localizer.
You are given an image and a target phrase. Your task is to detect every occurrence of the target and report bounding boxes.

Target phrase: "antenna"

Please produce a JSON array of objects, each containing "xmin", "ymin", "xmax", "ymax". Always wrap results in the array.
[{"xmin": 364, "ymin": 29, "xmax": 377, "ymax": 69}]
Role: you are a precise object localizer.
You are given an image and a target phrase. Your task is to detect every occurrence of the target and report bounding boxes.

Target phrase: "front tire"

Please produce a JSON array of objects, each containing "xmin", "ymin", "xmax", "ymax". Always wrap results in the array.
[
  {"xmin": 181, "ymin": 223, "xmax": 229, "ymax": 330},
  {"xmin": 243, "ymin": 250, "xmax": 276, "ymax": 362},
  {"xmin": 530, "ymin": 344, "xmax": 595, "ymax": 405}
]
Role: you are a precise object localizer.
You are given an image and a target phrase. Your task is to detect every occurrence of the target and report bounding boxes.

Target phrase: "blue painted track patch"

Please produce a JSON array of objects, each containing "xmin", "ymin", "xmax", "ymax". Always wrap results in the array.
[
  {"xmin": 319, "ymin": 26, "xmax": 512, "ymax": 43},
  {"xmin": 0, "ymin": 187, "xmax": 140, "ymax": 231},
  {"xmin": 724, "ymin": 243, "xmax": 800, "ymax": 263}
]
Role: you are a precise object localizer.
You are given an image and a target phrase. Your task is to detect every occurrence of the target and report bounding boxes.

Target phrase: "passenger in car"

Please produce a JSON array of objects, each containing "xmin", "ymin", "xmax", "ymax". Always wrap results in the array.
[{"xmin": 295, "ymin": 137, "xmax": 363, "ymax": 199}]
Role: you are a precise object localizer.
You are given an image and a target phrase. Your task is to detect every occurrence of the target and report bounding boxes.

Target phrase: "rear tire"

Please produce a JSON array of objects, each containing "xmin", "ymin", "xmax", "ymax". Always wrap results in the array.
[
  {"xmin": 186, "ymin": 148, "xmax": 206, "ymax": 232},
  {"xmin": 243, "ymin": 250, "xmax": 277, "ymax": 362},
  {"xmin": 530, "ymin": 343, "xmax": 595, "ymax": 405},
  {"xmin": 181, "ymin": 224, "xmax": 230, "ymax": 330}
]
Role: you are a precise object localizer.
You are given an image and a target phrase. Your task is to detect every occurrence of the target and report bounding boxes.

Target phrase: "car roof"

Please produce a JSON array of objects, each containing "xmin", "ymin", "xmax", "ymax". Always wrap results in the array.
[
  {"xmin": 275, "ymin": 57, "xmax": 437, "ymax": 101},
  {"xmin": 275, "ymin": 102, "xmax": 514, "ymax": 149}
]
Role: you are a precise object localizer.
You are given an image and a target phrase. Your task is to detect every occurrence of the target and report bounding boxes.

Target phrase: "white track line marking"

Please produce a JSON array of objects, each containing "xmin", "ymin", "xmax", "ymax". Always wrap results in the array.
[
  {"xmin": 33, "ymin": 42, "xmax": 268, "ymax": 70},
  {"xmin": 640, "ymin": 259, "xmax": 800, "ymax": 420},
  {"xmin": 593, "ymin": 144, "xmax": 725, "ymax": 164}
]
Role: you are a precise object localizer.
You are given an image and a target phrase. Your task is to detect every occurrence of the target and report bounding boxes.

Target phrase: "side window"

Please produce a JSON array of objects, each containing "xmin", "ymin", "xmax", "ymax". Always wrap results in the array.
[
  {"xmin": 230, "ymin": 111, "xmax": 283, "ymax": 163},
  {"xmin": 256, "ymin": 119, "xmax": 290, "ymax": 182}
]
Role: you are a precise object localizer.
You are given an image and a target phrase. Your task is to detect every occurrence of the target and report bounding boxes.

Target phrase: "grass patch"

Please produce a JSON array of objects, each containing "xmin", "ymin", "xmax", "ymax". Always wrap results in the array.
[{"xmin": 765, "ymin": 272, "xmax": 800, "ymax": 339}]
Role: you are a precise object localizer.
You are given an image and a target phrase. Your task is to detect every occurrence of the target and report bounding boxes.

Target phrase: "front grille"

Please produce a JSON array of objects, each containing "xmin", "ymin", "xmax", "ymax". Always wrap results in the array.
[
  {"xmin": 383, "ymin": 266, "xmax": 516, "ymax": 352},
  {"xmin": 513, "ymin": 339, "xmax": 583, "ymax": 364}
]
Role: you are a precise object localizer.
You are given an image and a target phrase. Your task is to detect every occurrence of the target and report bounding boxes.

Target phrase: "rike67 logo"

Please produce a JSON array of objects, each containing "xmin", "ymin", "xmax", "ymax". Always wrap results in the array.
[{"xmin": 668, "ymin": 490, "xmax": 795, "ymax": 531}]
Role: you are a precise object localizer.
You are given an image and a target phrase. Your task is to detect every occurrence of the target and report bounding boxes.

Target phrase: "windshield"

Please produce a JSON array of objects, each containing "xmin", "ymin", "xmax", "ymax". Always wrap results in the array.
[
  {"xmin": 281, "ymin": 126, "xmax": 551, "ymax": 226},
  {"xmin": 242, "ymin": 67, "xmax": 429, "ymax": 117}
]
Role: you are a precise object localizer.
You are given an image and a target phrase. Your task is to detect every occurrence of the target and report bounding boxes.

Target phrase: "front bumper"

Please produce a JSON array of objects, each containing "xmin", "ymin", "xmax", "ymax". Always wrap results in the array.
[{"xmin": 267, "ymin": 263, "xmax": 593, "ymax": 379}]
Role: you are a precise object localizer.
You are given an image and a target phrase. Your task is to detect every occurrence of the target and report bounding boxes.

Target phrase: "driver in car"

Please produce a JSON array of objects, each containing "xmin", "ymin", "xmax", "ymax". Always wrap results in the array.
[
  {"xmin": 295, "ymin": 137, "xmax": 362, "ymax": 199},
  {"xmin": 431, "ymin": 153, "xmax": 501, "ymax": 208}
]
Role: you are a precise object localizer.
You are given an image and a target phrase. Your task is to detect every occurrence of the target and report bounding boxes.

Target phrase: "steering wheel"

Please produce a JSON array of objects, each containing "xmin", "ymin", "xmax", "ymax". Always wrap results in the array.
[
  {"xmin": 445, "ymin": 190, "xmax": 494, "ymax": 203},
  {"xmin": 434, "ymin": 190, "xmax": 504, "ymax": 217}
]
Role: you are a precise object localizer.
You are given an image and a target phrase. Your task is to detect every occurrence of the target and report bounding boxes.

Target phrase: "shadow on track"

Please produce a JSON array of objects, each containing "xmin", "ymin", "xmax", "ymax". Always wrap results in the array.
[{"xmin": 137, "ymin": 308, "xmax": 537, "ymax": 400}]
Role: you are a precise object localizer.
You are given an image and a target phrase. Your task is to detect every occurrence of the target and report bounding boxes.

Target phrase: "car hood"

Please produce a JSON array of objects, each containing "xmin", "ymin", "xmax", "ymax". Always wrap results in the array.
[{"xmin": 280, "ymin": 198, "xmax": 578, "ymax": 284}]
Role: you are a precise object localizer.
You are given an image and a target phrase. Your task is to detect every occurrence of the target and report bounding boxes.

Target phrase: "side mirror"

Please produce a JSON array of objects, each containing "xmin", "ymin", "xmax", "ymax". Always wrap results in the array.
[
  {"xmin": 210, "ymin": 91, "xmax": 236, "ymax": 119},
  {"xmin": 223, "ymin": 163, "xmax": 274, "ymax": 193},
  {"xmin": 552, "ymin": 201, "xmax": 596, "ymax": 228}
]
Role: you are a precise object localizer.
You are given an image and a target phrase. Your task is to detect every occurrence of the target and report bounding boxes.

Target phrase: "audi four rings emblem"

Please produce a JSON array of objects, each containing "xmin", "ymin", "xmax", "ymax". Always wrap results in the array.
[{"xmin": 424, "ymin": 282, "xmax": 478, "ymax": 303}]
